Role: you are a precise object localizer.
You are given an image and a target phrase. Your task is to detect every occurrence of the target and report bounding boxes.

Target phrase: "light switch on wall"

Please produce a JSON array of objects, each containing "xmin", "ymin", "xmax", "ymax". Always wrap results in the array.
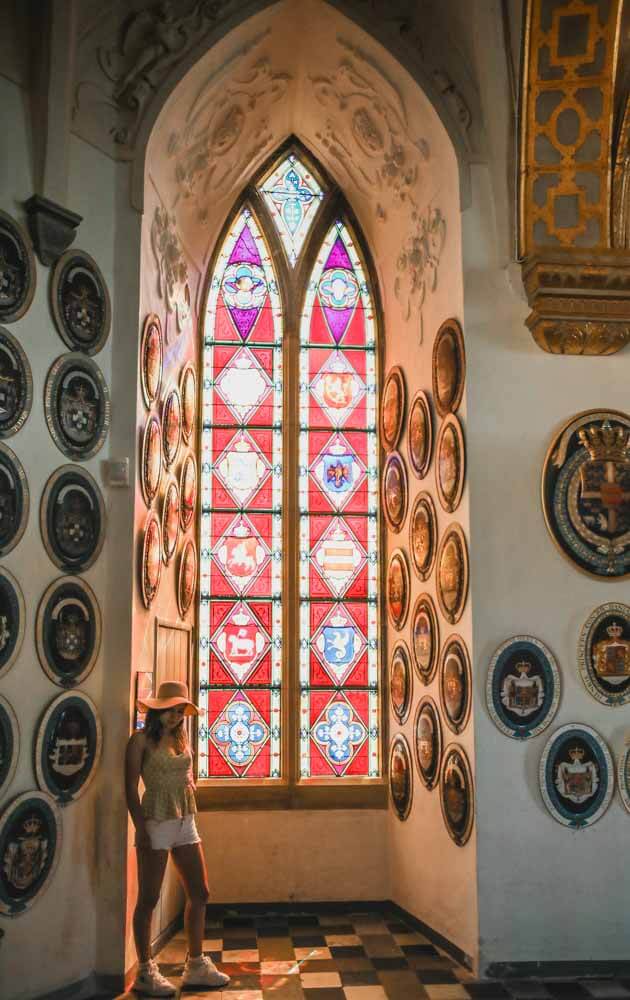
[{"xmin": 104, "ymin": 458, "xmax": 130, "ymax": 487}]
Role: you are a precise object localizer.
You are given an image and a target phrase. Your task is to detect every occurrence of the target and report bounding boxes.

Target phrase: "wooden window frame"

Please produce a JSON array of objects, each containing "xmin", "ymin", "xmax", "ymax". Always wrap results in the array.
[{"xmin": 194, "ymin": 140, "xmax": 388, "ymax": 811}]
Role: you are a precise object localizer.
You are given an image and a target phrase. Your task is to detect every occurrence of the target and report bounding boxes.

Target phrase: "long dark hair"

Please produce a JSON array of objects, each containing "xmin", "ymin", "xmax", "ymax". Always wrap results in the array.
[{"xmin": 144, "ymin": 708, "xmax": 188, "ymax": 754}]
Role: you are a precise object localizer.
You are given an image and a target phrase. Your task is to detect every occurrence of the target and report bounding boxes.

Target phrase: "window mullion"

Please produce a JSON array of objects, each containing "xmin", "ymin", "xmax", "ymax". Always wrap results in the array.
[{"xmin": 284, "ymin": 304, "xmax": 300, "ymax": 791}]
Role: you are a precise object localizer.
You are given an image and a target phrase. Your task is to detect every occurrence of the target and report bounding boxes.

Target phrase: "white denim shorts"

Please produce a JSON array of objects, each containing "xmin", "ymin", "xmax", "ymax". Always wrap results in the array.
[{"xmin": 139, "ymin": 815, "xmax": 201, "ymax": 851}]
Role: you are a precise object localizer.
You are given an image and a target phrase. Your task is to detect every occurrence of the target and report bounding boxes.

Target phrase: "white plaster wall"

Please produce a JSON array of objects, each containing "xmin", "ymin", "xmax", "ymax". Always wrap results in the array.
[{"xmin": 463, "ymin": 164, "xmax": 630, "ymax": 972}]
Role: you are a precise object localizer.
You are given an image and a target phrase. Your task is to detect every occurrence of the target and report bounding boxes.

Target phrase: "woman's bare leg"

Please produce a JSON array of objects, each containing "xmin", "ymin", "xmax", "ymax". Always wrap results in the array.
[
  {"xmin": 134, "ymin": 846, "xmax": 169, "ymax": 963},
  {"xmin": 171, "ymin": 843, "xmax": 209, "ymax": 958}
]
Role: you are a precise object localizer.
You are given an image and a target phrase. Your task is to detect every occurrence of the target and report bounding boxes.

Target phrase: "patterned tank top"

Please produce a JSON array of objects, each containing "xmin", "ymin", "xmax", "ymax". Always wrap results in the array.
[{"xmin": 141, "ymin": 746, "xmax": 197, "ymax": 822}]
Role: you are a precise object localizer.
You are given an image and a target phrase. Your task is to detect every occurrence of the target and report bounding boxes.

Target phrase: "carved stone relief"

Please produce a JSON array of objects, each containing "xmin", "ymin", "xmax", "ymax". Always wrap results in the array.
[
  {"xmin": 394, "ymin": 205, "xmax": 446, "ymax": 322},
  {"xmin": 150, "ymin": 207, "xmax": 191, "ymax": 337}
]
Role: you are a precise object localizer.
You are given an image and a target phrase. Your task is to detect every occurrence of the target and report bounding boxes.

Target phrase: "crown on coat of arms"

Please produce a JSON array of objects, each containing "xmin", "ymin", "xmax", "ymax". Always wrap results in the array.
[
  {"xmin": 606, "ymin": 621, "xmax": 624, "ymax": 639},
  {"xmin": 578, "ymin": 421, "xmax": 630, "ymax": 462},
  {"xmin": 516, "ymin": 661, "xmax": 532, "ymax": 674},
  {"xmin": 23, "ymin": 817, "xmax": 42, "ymax": 835},
  {"xmin": 568, "ymin": 747, "xmax": 585, "ymax": 762}
]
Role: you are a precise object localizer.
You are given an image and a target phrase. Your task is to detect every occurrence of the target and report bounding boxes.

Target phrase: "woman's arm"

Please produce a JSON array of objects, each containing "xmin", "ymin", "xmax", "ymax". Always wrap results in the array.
[{"xmin": 125, "ymin": 731, "xmax": 150, "ymax": 848}]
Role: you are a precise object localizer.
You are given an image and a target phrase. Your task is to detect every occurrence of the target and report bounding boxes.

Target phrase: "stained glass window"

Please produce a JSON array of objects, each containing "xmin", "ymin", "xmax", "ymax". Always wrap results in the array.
[
  {"xmin": 199, "ymin": 151, "xmax": 380, "ymax": 787},
  {"xmin": 199, "ymin": 208, "xmax": 283, "ymax": 778}
]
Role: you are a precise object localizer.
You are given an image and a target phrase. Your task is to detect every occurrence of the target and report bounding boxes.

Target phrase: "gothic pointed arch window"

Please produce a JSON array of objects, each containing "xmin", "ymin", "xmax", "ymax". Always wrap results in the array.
[{"xmin": 197, "ymin": 144, "xmax": 383, "ymax": 805}]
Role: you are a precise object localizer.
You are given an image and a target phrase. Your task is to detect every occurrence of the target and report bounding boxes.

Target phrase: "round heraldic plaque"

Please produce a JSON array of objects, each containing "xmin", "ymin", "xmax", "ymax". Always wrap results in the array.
[
  {"xmin": 50, "ymin": 249, "xmax": 111, "ymax": 355},
  {"xmin": 36, "ymin": 576, "xmax": 102, "ymax": 688},
  {"xmin": 381, "ymin": 366, "xmax": 405, "ymax": 453},
  {"xmin": 539, "ymin": 724, "xmax": 614, "ymax": 829},
  {"xmin": 389, "ymin": 734, "xmax": 413, "ymax": 821},
  {"xmin": 542, "ymin": 409, "xmax": 630, "ymax": 579},
  {"xmin": 35, "ymin": 691, "xmax": 102, "ymax": 805},
  {"xmin": 0, "ymin": 568, "xmax": 25, "ymax": 682},
  {"xmin": 40, "ymin": 465, "xmax": 106, "ymax": 572},
  {"xmin": 578, "ymin": 603, "xmax": 630, "ymax": 707},
  {"xmin": 0, "ymin": 210, "xmax": 36, "ymax": 324},
  {"xmin": 386, "ymin": 549, "xmax": 410, "ymax": 631},
  {"xmin": 407, "ymin": 390, "xmax": 433, "ymax": 480},
  {"xmin": 140, "ymin": 314, "xmax": 163, "ymax": 408},
  {"xmin": 440, "ymin": 744, "xmax": 474, "ymax": 846},
  {"xmin": 44, "ymin": 353, "xmax": 110, "ymax": 461},
  {"xmin": 0, "ymin": 442, "xmax": 29, "ymax": 556},
  {"xmin": 414, "ymin": 696, "xmax": 442, "ymax": 791},
  {"xmin": 390, "ymin": 641, "xmax": 412, "ymax": 725},
  {"xmin": 0, "ymin": 327, "xmax": 33, "ymax": 438},
  {"xmin": 0, "ymin": 695, "xmax": 19, "ymax": 799},
  {"xmin": 382, "ymin": 452, "xmax": 408, "ymax": 533},
  {"xmin": 0, "ymin": 790, "xmax": 62, "ymax": 916},
  {"xmin": 487, "ymin": 635, "xmax": 561, "ymax": 740}
]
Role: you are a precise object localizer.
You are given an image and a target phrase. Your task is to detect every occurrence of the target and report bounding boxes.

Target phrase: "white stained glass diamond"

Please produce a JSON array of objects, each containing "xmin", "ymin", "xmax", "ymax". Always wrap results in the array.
[
  {"xmin": 311, "ymin": 518, "xmax": 366, "ymax": 597},
  {"xmin": 214, "ymin": 348, "xmax": 272, "ymax": 423},
  {"xmin": 309, "ymin": 350, "xmax": 366, "ymax": 427},
  {"xmin": 258, "ymin": 154, "xmax": 324, "ymax": 266},
  {"xmin": 215, "ymin": 431, "xmax": 271, "ymax": 507}
]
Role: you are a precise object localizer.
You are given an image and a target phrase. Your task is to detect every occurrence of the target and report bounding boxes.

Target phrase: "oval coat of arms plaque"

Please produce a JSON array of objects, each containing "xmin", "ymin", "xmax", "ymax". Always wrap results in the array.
[
  {"xmin": 0, "ymin": 442, "xmax": 29, "ymax": 556},
  {"xmin": 180, "ymin": 363, "xmax": 197, "ymax": 444},
  {"xmin": 578, "ymin": 602, "xmax": 630, "ymax": 707},
  {"xmin": 539, "ymin": 724, "xmax": 613, "ymax": 828},
  {"xmin": 0, "ymin": 567, "xmax": 26, "ymax": 682},
  {"xmin": 0, "ymin": 695, "xmax": 19, "ymax": 799},
  {"xmin": 44, "ymin": 354, "xmax": 110, "ymax": 461},
  {"xmin": 40, "ymin": 465, "xmax": 106, "ymax": 572},
  {"xmin": 487, "ymin": 635, "xmax": 561, "ymax": 739},
  {"xmin": 439, "ymin": 635, "xmax": 472, "ymax": 735},
  {"xmin": 140, "ymin": 314, "xmax": 163, "ymax": 408},
  {"xmin": 179, "ymin": 453, "xmax": 197, "ymax": 532},
  {"xmin": 407, "ymin": 390, "xmax": 433, "ymax": 480},
  {"xmin": 389, "ymin": 734, "xmax": 413, "ymax": 821},
  {"xmin": 0, "ymin": 790, "xmax": 62, "ymax": 916},
  {"xmin": 386, "ymin": 549, "xmax": 410, "ymax": 630},
  {"xmin": 542, "ymin": 409, "xmax": 630, "ymax": 579},
  {"xmin": 162, "ymin": 386, "xmax": 182, "ymax": 468},
  {"xmin": 414, "ymin": 696, "xmax": 442, "ymax": 791},
  {"xmin": 381, "ymin": 366, "xmax": 405, "ymax": 453},
  {"xmin": 35, "ymin": 691, "xmax": 102, "ymax": 805},
  {"xmin": 440, "ymin": 743, "xmax": 474, "ymax": 846},
  {"xmin": 50, "ymin": 249, "xmax": 111, "ymax": 355},
  {"xmin": 0, "ymin": 210, "xmax": 36, "ymax": 324},
  {"xmin": 178, "ymin": 537, "xmax": 197, "ymax": 617},
  {"xmin": 382, "ymin": 452, "xmax": 408, "ymax": 533},
  {"xmin": 390, "ymin": 641, "xmax": 412, "ymax": 724},
  {"xmin": 0, "ymin": 327, "xmax": 33, "ymax": 437},
  {"xmin": 432, "ymin": 318, "xmax": 465, "ymax": 418},
  {"xmin": 36, "ymin": 576, "xmax": 102, "ymax": 687}
]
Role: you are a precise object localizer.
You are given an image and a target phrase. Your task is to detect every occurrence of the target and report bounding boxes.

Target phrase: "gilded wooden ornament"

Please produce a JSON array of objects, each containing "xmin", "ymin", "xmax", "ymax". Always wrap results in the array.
[
  {"xmin": 390, "ymin": 640, "xmax": 412, "ymax": 725},
  {"xmin": 486, "ymin": 635, "xmax": 560, "ymax": 740},
  {"xmin": 409, "ymin": 492, "xmax": 437, "ymax": 581},
  {"xmin": 436, "ymin": 413, "xmax": 465, "ymax": 513},
  {"xmin": 179, "ymin": 452, "xmax": 197, "ymax": 532},
  {"xmin": 0, "ymin": 568, "xmax": 25, "ymax": 682},
  {"xmin": 407, "ymin": 390, "xmax": 433, "ymax": 480},
  {"xmin": 439, "ymin": 635, "xmax": 472, "ymax": 735},
  {"xmin": 44, "ymin": 353, "xmax": 110, "ymax": 461},
  {"xmin": 381, "ymin": 366, "xmax": 405, "ymax": 452},
  {"xmin": 180, "ymin": 362, "xmax": 197, "ymax": 444},
  {"xmin": 0, "ymin": 791, "xmax": 62, "ymax": 916},
  {"xmin": 35, "ymin": 691, "xmax": 102, "ymax": 805},
  {"xmin": 389, "ymin": 734, "xmax": 413, "ymax": 821},
  {"xmin": 162, "ymin": 386, "xmax": 182, "ymax": 468},
  {"xmin": 0, "ymin": 210, "xmax": 36, "ymax": 324},
  {"xmin": 410, "ymin": 593, "xmax": 439, "ymax": 685},
  {"xmin": 0, "ymin": 327, "xmax": 33, "ymax": 437},
  {"xmin": 141, "ymin": 413, "xmax": 163, "ymax": 507},
  {"xmin": 414, "ymin": 696, "xmax": 442, "ymax": 791},
  {"xmin": 382, "ymin": 451, "xmax": 408, "ymax": 533},
  {"xmin": 542, "ymin": 409, "xmax": 630, "ymax": 578},
  {"xmin": 578, "ymin": 602, "xmax": 630, "ymax": 707},
  {"xmin": 177, "ymin": 537, "xmax": 197, "ymax": 617},
  {"xmin": 440, "ymin": 743, "xmax": 474, "ymax": 846},
  {"xmin": 539, "ymin": 724, "xmax": 614, "ymax": 829},
  {"xmin": 141, "ymin": 509, "xmax": 162, "ymax": 608},
  {"xmin": 140, "ymin": 313, "xmax": 163, "ymax": 408},
  {"xmin": 161, "ymin": 478, "xmax": 180, "ymax": 565},
  {"xmin": 0, "ymin": 695, "xmax": 19, "ymax": 799},
  {"xmin": 386, "ymin": 549, "xmax": 410, "ymax": 631},
  {"xmin": 50, "ymin": 249, "xmax": 111, "ymax": 355},
  {"xmin": 0, "ymin": 442, "xmax": 29, "ymax": 556},
  {"xmin": 40, "ymin": 465, "xmax": 106, "ymax": 572},
  {"xmin": 432, "ymin": 319, "xmax": 465, "ymax": 418},
  {"xmin": 36, "ymin": 576, "xmax": 102, "ymax": 688},
  {"xmin": 436, "ymin": 524, "xmax": 469, "ymax": 625}
]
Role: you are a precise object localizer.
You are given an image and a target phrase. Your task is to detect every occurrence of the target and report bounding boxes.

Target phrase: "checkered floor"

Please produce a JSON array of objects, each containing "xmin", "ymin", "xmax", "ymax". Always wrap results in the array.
[{"xmin": 116, "ymin": 907, "xmax": 630, "ymax": 999}]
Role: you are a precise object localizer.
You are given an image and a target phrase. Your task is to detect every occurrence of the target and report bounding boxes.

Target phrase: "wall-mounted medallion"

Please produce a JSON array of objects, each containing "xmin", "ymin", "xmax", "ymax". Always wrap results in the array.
[
  {"xmin": 0, "ymin": 442, "xmax": 29, "ymax": 556},
  {"xmin": 436, "ymin": 413, "xmax": 465, "ymax": 513},
  {"xmin": 162, "ymin": 386, "xmax": 182, "ymax": 468},
  {"xmin": 440, "ymin": 744, "xmax": 474, "ymax": 846},
  {"xmin": 35, "ymin": 691, "xmax": 102, "ymax": 805},
  {"xmin": 387, "ymin": 549, "xmax": 410, "ymax": 631},
  {"xmin": 44, "ymin": 353, "xmax": 110, "ymax": 461},
  {"xmin": 487, "ymin": 635, "xmax": 560, "ymax": 740},
  {"xmin": 0, "ymin": 210, "xmax": 36, "ymax": 324},
  {"xmin": 141, "ymin": 414, "xmax": 162, "ymax": 507},
  {"xmin": 411, "ymin": 593, "xmax": 439, "ymax": 684},
  {"xmin": 40, "ymin": 465, "xmax": 106, "ymax": 572},
  {"xmin": 162, "ymin": 479, "xmax": 180, "ymax": 565},
  {"xmin": 180, "ymin": 363, "xmax": 196, "ymax": 445},
  {"xmin": 36, "ymin": 576, "xmax": 102, "ymax": 688},
  {"xmin": 439, "ymin": 635, "xmax": 472, "ymax": 735},
  {"xmin": 381, "ymin": 366, "xmax": 405, "ymax": 453},
  {"xmin": 414, "ymin": 696, "xmax": 442, "ymax": 791},
  {"xmin": 409, "ymin": 492, "xmax": 437, "ymax": 581},
  {"xmin": 0, "ymin": 568, "xmax": 25, "ymax": 682},
  {"xmin": 432, "ymin": 318, "xmax": 465, "ymax": 418},
  {"xmin": 542, "ymin": 409, "xmax": 630, "ymax": 579},
  {"xmin": 436, "ymin": 523, "xmax": 469, "ymax": 625},
  {"xmin": 0, "ymin": 327, "xmax": 33, "ymax": 437},
  {"xmin": 140, "ymin": 314, "xmax": 163, "ymax": 408},
  {"xmin": 141, "ymin": 510, "xmax": 162, "ymax": 609},
  {"xmin": 50, "ymin": 249, "xmax": 111, "ymax": 355},
  {"xmin": 179, "ymin": 452, "xmax": 197, "ymax": 532},
  {"xmin": 619, "ymin": 745, "xmax": 630, "ymax": 815},
  {"xmin": 390, "ymin": 734, "xmax": 413, "ymax": 821},
  {"xmin": 177, "ymin": 537, "xmax": 197, "ymax": 617},
  {"xmin": 0, "ymin": 695, "xmax": 19, "ymax": 799},
  {"xmin": 0, "ymin": 790, "xmax": 61, "ymax": 916},
  {"xmin": 539, "ymin": 724, "xmax": 613, "ymax": 828},
  {"xmin": 407, "ymin": 390, "xmax": 433, "ymax": 480},
  {"xmin": 390, "ymin": 640, "xmax": 412, "ymax": 724},
  {"xmin": 578, "ymin": 602, "xmax": 630, "ymax": 707},
  {"xmin": 382, "ymin": 452, "xmax": 408, "ymax": 533}
]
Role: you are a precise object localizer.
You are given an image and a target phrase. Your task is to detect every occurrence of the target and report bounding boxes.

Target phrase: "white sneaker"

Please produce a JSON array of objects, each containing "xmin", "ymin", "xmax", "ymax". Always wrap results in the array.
[
  {"xmin": 181, "ymin": 954, "xmax": 230, "ymax": 989},
  {"xmin": 132, "ymin": 959, "xmax": 177, "ymax": 996}
]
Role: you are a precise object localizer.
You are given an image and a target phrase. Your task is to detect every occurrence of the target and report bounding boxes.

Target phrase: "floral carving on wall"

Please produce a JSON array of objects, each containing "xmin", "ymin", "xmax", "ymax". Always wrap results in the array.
[
  {"xmin": 394, "ymin": 206, "xmax": 446, "ymax": 322},
  {"xmin": 150, "ymin": 206, "xmax": 192, "ymax": 337}
]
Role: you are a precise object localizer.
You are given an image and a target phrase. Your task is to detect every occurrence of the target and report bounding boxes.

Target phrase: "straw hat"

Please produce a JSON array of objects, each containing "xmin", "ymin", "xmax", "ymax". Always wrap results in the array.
[{"xmin": 137, "ymin": 681, "xmax": 201, "ymax": 716}]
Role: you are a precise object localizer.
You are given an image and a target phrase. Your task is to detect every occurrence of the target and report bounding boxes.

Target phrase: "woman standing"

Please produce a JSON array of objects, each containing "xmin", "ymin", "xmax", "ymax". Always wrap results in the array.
[{"xmin": 125, "ymin": 681, "xmax": 230, "ymax": 995}]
